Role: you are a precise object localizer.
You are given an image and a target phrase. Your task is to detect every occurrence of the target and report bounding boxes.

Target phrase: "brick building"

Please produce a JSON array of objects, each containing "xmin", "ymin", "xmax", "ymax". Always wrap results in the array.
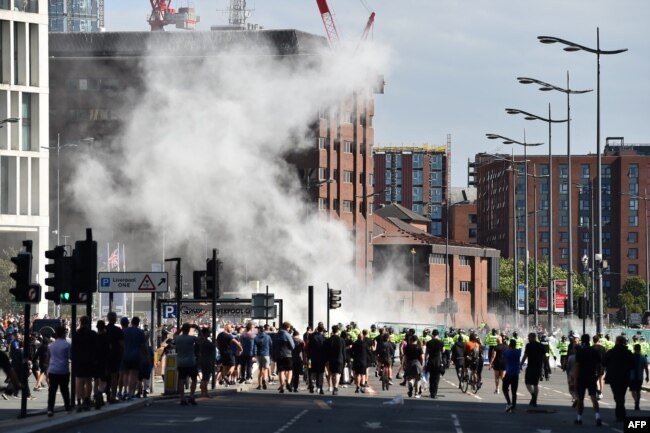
[
  {"xmin": 469, "ymin": 138, "xmax": 650, "ymax": 309},
  {"xmin": 373, "ymin": 203, "xmax": 499, "ymax": 326},
  {"xmin": 373, "ymin": 139, "xmax": 450, "ymax": 236},
  {"xmin": 48, "ymin": 30, "xmax": 380, "ymax": 287}
]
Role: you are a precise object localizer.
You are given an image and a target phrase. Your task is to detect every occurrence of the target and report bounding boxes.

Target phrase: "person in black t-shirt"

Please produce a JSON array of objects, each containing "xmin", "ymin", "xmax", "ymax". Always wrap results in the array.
[
  {"xmin": 489, "ymin": 336, "xmax": 507, "ymax": 395},
  {"xmin": 216, "ymin": 324, "xmax": 242, "ymax": 386},
  {"xmin": 520, "ymin": 332, "xmax": 545, "ymax": 407},
  {"xmin": 424, "ymin": 329, "xmax": 444, "ymax": 398},
  {"xmin": 404, "ymin": 335, "xmax": 424, "ymax": 398},
  {"xmin": 573, "ymin": 334, "xmax": 602, "ymax": 426}
]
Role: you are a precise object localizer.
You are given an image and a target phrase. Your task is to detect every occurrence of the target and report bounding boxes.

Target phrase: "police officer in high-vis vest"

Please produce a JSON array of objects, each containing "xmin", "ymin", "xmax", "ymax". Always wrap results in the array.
[{"xmin": 557, "ymin": 335, "xmax": 569, "ymax": 371}]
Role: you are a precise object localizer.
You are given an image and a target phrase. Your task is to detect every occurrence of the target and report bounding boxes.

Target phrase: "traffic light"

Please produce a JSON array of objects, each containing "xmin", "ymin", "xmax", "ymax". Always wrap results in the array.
[
  {"xmin": 205, "ymin": 258, "xmax": 220, "ymax": 299},
  {"xmin": 44, "ymin": 246, "xmax": 72, "ymax": 304},
  {"xmin": 328, "ymin": 288, "xmax": 342, "ymax": 309},
  {"xmin": 10, "ymin": 252, "xmax": 31, "ymax": 302},
  {"xmin": 72, "ymin": 238, "xmax": 97, "ymax": 294}
]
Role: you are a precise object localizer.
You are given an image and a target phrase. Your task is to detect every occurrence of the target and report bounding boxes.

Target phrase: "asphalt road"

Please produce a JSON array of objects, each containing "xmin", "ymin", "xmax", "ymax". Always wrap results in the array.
[{"xmin": 50, "ymin": 366, "xmax": 649, "ymax": 433}]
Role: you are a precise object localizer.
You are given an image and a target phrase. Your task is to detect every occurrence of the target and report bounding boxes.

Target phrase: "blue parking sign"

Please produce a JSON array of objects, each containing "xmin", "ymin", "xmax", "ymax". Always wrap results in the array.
[{"xmin": 100, "ymin": 277, "xmax": 110, "ymax": 288}]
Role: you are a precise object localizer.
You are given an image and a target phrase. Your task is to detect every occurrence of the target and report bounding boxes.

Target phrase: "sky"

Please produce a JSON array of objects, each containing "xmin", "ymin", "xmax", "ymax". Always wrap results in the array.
[
  {"xmin": 105, "ymin": 1, "xmax": 650, "ymax": 188},
  {"xmin": 105, "ymin": 0, "xmax": 650, "ymax": 187}
]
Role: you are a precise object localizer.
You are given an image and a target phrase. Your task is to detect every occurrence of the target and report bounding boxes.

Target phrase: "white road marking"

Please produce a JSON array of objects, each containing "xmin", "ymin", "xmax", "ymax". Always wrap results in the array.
[
  {"xmin": 451, "ymin": 413, "xmax": 463, "ymax": 433},
  {"xmin": 272, "ymin": 409, "xmax": 308, "ymax": 433}
]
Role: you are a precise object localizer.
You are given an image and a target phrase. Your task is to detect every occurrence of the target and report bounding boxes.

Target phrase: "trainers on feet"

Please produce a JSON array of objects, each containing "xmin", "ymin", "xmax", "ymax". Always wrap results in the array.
[
  {"xmin": 596, "ymin": 418, "xmax": 602, "ymax": 427},
  {"xmin": 47, "ymin": 410, "xmax": 54, "ymax": 417}
]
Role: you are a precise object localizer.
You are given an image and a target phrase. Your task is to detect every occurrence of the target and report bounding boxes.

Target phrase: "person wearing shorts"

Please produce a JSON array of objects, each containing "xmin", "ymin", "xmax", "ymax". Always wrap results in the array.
[
  {"xmin": 216, "ymin": 324, "xmax": 241, "ymax": 386},
  {"xmin": 274, "ymin": 322, "xmax": 295, "ymax": 393},
  {"xmin": 520, "ymin": 333, "xmax": 545, "ymax": 407},
  {"xmin": 573, "ymin": 334, "xmax": 602, "ymax": 426},
  {"xmin": 175, "ymin": 323, "xmax": 200, "ymax": 405}
]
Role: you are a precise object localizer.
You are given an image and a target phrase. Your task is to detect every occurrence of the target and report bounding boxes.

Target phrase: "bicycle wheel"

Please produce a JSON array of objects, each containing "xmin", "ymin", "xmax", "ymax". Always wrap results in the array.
[{"xmin": 460, "ymin": 375, "xmax": 469, "ymax": 393}]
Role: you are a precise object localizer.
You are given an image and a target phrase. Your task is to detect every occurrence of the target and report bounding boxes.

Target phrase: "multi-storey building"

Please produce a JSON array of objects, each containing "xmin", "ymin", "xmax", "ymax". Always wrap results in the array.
[
  {"xmin": 49, "ymin": 30, "xmax": 379, "ymax": 288},
  {"xmin": 49, "ymin": 0, "xmax": 104, "ymax": 33},
  {"xmin": 373, "ymin": 138, "xmax": 450, "ymax": 236},
  {"xmin": 470, "ymin": 138, "xmax": 650, "ymax": 308},
  {"xmin": 448, "ymin": 187, "xmax": 477, "ymax": 245},
  {"xmin": 0, "ymin": 1, "xmax": 49, "ymax": 314}
]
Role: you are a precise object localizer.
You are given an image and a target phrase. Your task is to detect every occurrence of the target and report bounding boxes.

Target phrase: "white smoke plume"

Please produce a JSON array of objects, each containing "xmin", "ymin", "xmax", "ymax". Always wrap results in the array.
[{"xmin": 69, "ymin": 33, "xmax": 391, "ymax": 328}]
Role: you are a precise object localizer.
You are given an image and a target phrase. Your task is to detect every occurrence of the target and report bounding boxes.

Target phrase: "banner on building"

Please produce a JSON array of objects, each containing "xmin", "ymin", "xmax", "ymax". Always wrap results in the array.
[
  {"xmin": 555, "ymin": 279, "xmax": 567, "ymax": 313},
  {"xmin": 517, "ymin": 284, "xmax": 526, "ymax": 311},
  {"xmin": 538, "ymin": 287, "xmax": 548, "ymax": 311}
]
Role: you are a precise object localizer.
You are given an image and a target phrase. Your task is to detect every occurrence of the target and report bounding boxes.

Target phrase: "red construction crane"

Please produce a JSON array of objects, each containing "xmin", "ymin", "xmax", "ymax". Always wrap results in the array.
[
  {"xmin": 316, "ymin": 0, "xmax": 340, "ymax": 48},
  {"xmin": 316, "ymin": 0, "xmax": 375, "ymax": 51},
  {"xmin": 148, "ymin": 0, "xmax": 199, "ymax": 31}
]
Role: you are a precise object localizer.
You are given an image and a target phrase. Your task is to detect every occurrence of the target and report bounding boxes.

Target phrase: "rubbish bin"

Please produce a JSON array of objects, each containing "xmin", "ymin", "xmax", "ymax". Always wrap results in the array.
[{"xmin": 163, "ymin": 352, "xmax": 178, "ymax": 395}]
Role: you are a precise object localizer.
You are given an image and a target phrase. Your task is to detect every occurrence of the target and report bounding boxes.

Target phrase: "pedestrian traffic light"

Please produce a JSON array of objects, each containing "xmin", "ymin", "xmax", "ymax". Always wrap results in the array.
[
  {"xmin": 10, "ymin": 252, "xmax": 31, "ymax": 302},
  {"xmin": 328, "ymin": 288, "xmax": 342, "ymax": 309}
]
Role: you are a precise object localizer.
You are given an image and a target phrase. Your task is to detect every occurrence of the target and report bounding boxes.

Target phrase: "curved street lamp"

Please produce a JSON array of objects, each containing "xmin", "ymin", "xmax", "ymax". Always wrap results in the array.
[
  {"xmin": 505, "ymin": 108, "xmax": 567, "ymax": 331},
  {"xmin": 538, "ymin": 28, "xmax": 627, "ymax": 335},
  {"xmin": 487, "ymin": 133, "xmax": 543, "ymax": 329},
  {"xmin": 517, "ymin": 76, "xmax": 592, "ymax": 320}
]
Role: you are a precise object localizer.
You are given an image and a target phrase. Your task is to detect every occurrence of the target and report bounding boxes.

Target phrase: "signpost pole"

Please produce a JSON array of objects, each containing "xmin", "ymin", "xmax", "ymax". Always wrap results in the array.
[{"xmin": 211, "ymin": 249, "xmax": 218, "ymax": 390}]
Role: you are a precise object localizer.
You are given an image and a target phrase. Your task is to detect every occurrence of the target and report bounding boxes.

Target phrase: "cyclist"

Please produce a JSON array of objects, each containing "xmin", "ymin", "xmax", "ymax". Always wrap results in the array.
[
  {"xmin": 464, "ymin": 333, "xmax": 483, "ymax": 390},
  {"xmin": 452, "ymin": 334, "xmax": 466, "ymax": 389}
]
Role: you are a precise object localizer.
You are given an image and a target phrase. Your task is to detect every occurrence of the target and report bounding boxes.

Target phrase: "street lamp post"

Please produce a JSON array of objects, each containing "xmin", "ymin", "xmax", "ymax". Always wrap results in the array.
[
  {"xmin": 504, "ymin": 108, "xmax": 567, "ymax": 331},
  {"xmin": 487, "ymin": 133, "xmax": 544, "ymax": 328},
  {"xmin": 445, "ymin": 199, "xmax": 469, "ymax": 327},
  {"xmin": 582, "ymin": 255, "xmax": 589, "ymax": 335},
  {"xmin": 517, "ymin": 76, "xmax": 592, "ymax": 319},
  {"xmin": 538, "ymin": 28, "xmax": 627, "ymax": 335},
  {"xmin": 410, "ymin": 248, "xmax": 416, "ymax": 312}
]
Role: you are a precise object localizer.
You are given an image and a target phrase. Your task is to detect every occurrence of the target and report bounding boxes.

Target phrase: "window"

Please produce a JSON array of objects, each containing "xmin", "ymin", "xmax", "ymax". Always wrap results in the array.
[
  {"xmin": 582, "ymin": 232, "xmax": 590, "ymax": 242},
  {"xmin": 602, "ymin": 165, "xmax": 612, "ymax": 178},
  {"xmin": 343, "ymin": 171, "xmax": 353, "ymax": 183},
  {"xmin": 628, "ymin": 264, "xmax": 639, "ymax": 275},
  {"xmin": 579, "ymin": 199, "xmax": 590, "ymax": 210},
  {"xmin": 630, "ymin": 199, "xmax": 639, "ymax": 211},
  {"xmin": 602, "ymin": 231, "xmax": 611, "ymax": 242},
  {"xmin": 559, "ymin": 183, "xmax": 568, "ymax": 194},
  {"xmin": 430, "ymin": 205, "xmax": 442, "ymax": 219},
  {"xmin": 628, "ymin": 232, "xmax": 638, "ymax": 243},
  {"xmin": 628, "ymin": 248, "xmax": 638, "ymax": 259},
  {"xmin": 430, "ymin": 171, "xmax": 442, "ymax": 186},
  {"xmin": 431, "ymin": 222, "xmax": 442, "ymax": 236},
  {"xmin": 581, "ymin": 164, "xmax": 590, "ymax": 179},
  {"xmin": 579, "ymin": 216, "xmax": 590, "ymax": 227},
  {"xmin": 318, "ymin": 137, "xmax": 326, "ymax": 149},
  {"xmin": 343, "ymin": 141, "xmax": 353, "ymax": 153},
  {"xmin": 333, "ymin": 199, "xmax": 339, "ymax": 211},
  {"xmin": 559, "ymin": 211, "xmax": 568, "ymax": 227},
  {"xmin": 629, "ymin": 212, "xmax": 639, "ymax": 227},
  {"xmin": 318, "ymin": 198, "xmax": 327, "ymax": 210},
  {"xmin": 412, "ymin": 170, "xmax": 423, "ymax": 186},
  {"xmin": 342, "ymin": 200, "xmax": 352, "ymax": 213},
  {"xmin": 559, "ymin": 164, "xmax": 568, "ymax": 179},
  {"xmin": 396, "ymin": 187, "xmax": 402, "ymax": 202},
  {"xmin": 560, "ymin": 248, "xmax": 568, "ymax": 259},
  {"xmin": 541, "ymin": 247, "xmax": 550, "ymax": 257},
  {"xmin": 540, "ymin": 214, "xmax": 549, "ymax": 227},
  {"xmin": 430, "ymin": 188, "xmax": 442, "ymax": 203},
  {"xmin": 430, "ymin": 154, "xmax": 443, "ymax": 170},
  {"xmin": 459, "ymin": 281, "xmax": 472, "ymax": 293},
  {"xmin": 342, "ymin": 111, "xmax": 353, "ymax": 124},
  {"xmin": 429, "ymin": 253, "xmax": 445, "ymax": 264},
  {"xmin": 412, "ymin": 186, "xmax": 423, "ymax": 202},
  {"xmin": 540, "ymin": 232, "xmax": 549, "ymax": 242},
  {"xmin": 22, "ymin": 94, "xmax": 32, "ymax": 151},
  {"xmin": 468, "ymin": 214, "xmax": 477, "ymax": 224},
  {"xmin": 603, "ymin": 247, "xmax": 611, "ymax": 257},
  {"xmin": 318, "ymin": 109, "xmax": 328, "ymax": 119},
  {"xmin": 318, "ymin": 167, "xmax": 326, "ymax": 180},
  {"xmin": 628, "ymin": 164, "xmax": 639, "ymax": 178},
  {"xmin": 469, "ymin": 228, "xmax": 477, "ymax": 238},
  {"xmin": 413, "ymin": 154, "xmax": 424, "ymax": 169},
  {"xmin": 540, "ymin": 165, "xmax": 549, "ymax": 176},
  {"xmin": 560, "ymin": 199, "xmax": 568, "ymax": 210},
  {"xmin": 412, "ymin": 203, "xmax": 423, "ymax": 215},
  {"xmin": 560, "ymin": 264, "xmax": 568, "ymax": 271},
  {"xmin": 540, "ymin": 199, "xmax": 549, "ymax": 210},
  {"xmin": 560, "ymin": 232, "xmax": 568, "ymax": 242}
]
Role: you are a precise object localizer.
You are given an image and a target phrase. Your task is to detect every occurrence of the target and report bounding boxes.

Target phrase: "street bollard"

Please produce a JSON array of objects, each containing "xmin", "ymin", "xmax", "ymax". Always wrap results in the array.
[{"xmin": 163, "ymin": 352, "xmax": 178, "ymax": 395}]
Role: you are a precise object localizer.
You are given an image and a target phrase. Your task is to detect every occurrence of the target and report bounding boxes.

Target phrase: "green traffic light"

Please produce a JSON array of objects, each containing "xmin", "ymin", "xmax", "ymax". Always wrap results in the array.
[{"xmin": 61, "ymin": 292, "xmax": 70, "ymax": 301}]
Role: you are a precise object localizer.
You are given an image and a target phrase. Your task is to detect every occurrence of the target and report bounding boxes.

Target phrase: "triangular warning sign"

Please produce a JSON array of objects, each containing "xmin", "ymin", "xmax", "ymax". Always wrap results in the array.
[{"xmin": 138, "ymin": 274, "xmax": 156, "ymax": 291}]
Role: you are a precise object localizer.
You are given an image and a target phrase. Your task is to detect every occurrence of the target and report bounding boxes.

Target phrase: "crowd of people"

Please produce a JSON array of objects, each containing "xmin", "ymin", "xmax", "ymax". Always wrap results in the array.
[{"xmin": 1, "ymin": 312, "xmax": 649, "ymax": 427}]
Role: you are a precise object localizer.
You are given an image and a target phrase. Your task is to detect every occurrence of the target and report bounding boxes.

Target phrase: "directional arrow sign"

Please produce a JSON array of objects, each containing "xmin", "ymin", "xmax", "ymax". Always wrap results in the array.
[{"xmin": 98, "ymin": 272, "xmax": 169, "ymax": 293}]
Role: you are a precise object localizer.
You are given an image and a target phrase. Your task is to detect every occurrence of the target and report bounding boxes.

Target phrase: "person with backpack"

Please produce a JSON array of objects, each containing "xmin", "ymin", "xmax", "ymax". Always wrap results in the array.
[{"xmin": 464, "ymin": 333, "xmax": 483, "ymax": 389}]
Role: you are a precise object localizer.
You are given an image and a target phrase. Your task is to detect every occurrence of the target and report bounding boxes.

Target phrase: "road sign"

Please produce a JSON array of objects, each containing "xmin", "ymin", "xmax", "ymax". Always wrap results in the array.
[
  {"xmin": 98, "ymin": 272, "xmax": 168, "ymax": 293},
  {"xmin": 161, "ymin": 302, "xmax": 266, "ymax": 320}
]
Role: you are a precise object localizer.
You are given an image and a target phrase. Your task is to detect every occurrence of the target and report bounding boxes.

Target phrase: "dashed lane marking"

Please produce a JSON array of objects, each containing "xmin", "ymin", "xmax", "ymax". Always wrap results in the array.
[
  {"xmin": 272, "ymin": 409, "xmax": 308, "ymax": 433},
  {"xmin": 314, "ymin": 400, "xmax": 331, "ymax": 410},
  {"xmin": 451, "ymin": 413, "xmax": 463, "ymax": 433}
]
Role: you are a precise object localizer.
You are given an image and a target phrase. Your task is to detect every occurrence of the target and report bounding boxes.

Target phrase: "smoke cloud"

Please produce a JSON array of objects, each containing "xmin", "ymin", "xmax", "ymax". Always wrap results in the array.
[{"xmin": 69, "ymin": 32, "xmax": 391, "ymax": 328}]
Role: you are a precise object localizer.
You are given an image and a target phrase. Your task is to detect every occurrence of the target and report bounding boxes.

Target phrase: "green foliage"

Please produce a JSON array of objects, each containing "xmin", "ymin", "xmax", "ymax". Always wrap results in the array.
[
  {"xmin": 498, "ymin": 257, "xmax": 586, "ymax": 309},
  {"xmin": 619, "ymin": 276, "xmax": 647, "ymax": 314},
  {"xmin": 0, "ymin": 249, "xmax": 20, "ymax": 315}
]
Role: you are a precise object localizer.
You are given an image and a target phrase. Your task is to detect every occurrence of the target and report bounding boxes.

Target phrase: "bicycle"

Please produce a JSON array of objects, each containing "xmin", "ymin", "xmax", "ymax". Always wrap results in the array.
[{"xmin": 460, "ymin": 365, "xmax": 480, "ymax": 394}]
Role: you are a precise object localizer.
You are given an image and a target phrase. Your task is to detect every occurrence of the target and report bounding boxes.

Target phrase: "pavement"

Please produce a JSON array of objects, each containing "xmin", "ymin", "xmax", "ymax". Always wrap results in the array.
[{"xmin": 0, "ymin": 376, "xmax": 237, "ymax": 433}]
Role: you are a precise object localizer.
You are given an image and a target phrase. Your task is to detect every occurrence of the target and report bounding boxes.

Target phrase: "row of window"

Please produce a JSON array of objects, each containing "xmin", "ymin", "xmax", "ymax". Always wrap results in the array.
[
  {"xmin": 0, "ymin": 0, "xmax": 38, "ymax": 13},
  {"xmin": 383, "ymin": 153, "xmax": 444, "ymax": 171},
  {"xmin": 427, "ymin": 254, "xmax": 472, "ymax": 267}
]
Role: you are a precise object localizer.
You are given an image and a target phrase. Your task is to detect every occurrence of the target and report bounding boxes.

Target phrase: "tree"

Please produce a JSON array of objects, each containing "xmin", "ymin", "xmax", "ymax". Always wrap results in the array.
[
  {"xmin": 0, "ymin": 249, "xmax": 20, "ymax": 315},
  {"xmin": 498, "ymin": 257, "xmax": 586, "ymax": 310},
  {"xmin": 619, "ymin": 276, "xmax": 647, "ymax": 314}
]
